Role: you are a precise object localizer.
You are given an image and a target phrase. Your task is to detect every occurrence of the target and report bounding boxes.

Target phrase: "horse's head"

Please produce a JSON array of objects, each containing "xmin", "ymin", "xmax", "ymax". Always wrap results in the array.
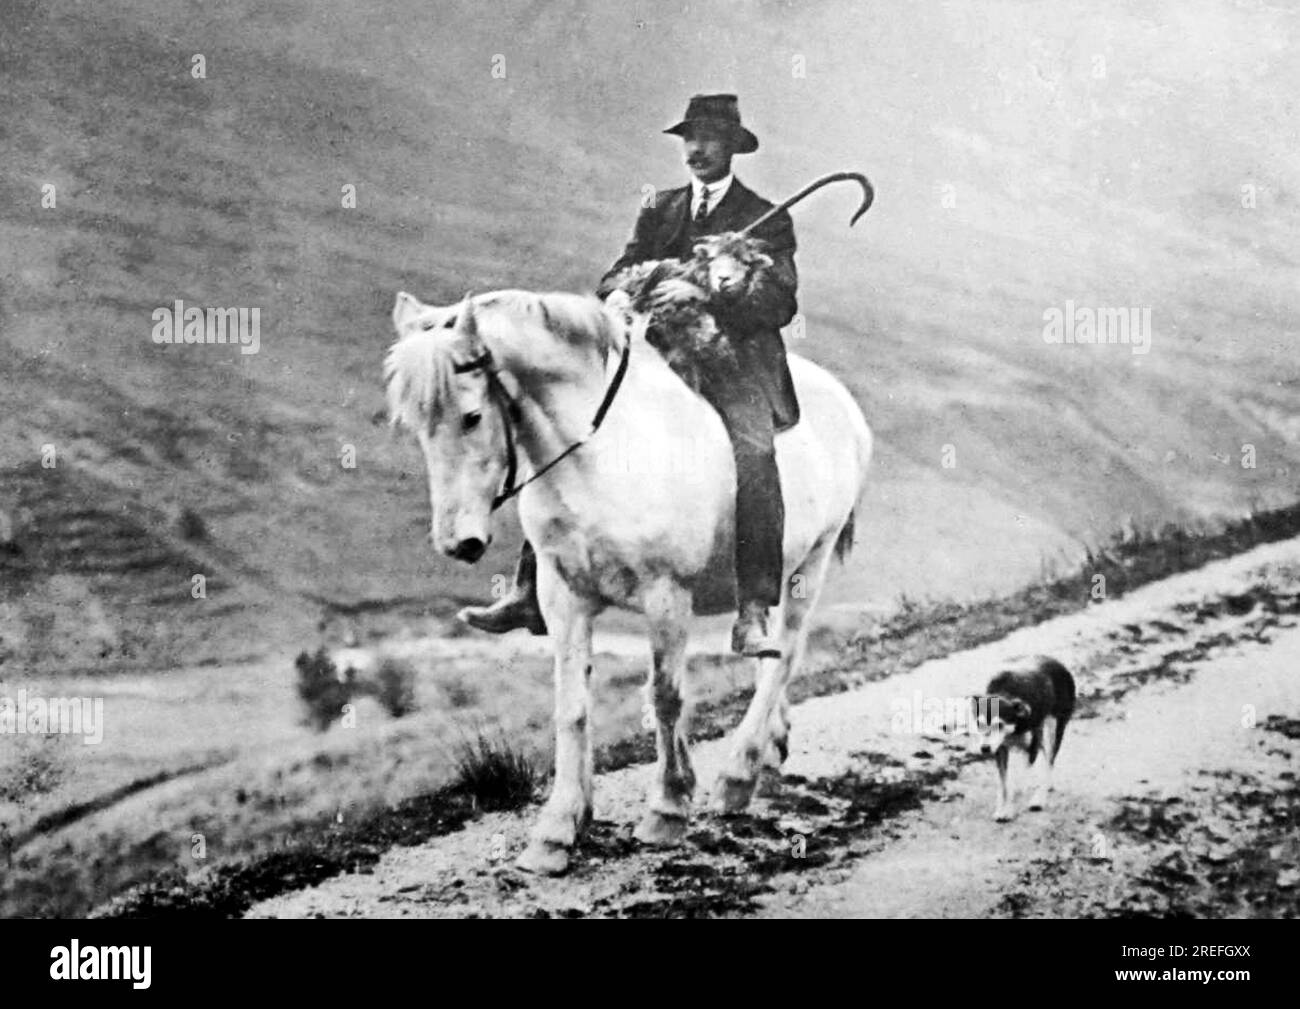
[
  {"xmin": 386, "ymin": 292, "xmax": 512, "ymax": 563},
  {"xmin": 691, "ymin": 232, "xmax": 774, "ymax": 300}
]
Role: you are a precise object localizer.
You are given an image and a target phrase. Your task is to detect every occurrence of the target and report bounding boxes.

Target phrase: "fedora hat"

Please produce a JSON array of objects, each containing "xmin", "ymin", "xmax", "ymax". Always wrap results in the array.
[{"xmin": 663, "ymin": 93, "xmax": 759, "ymax": 154}]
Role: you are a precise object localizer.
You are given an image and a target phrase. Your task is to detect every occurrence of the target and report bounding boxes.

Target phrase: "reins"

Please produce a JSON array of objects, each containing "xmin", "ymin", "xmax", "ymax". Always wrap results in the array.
[{"xmin": 452, "ymin": 337, "xmax": 632, "ymax": 511}]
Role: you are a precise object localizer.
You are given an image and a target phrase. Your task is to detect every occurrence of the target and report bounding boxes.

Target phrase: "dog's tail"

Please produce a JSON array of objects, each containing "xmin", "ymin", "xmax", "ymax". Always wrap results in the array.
[
  {"xmin": 1054, "ymin": 708, "xmax": 1070, "ymax": 756},
  {"xmin": 1044, "ymin": 657, "xmax": 1077, "ymax": 754}
]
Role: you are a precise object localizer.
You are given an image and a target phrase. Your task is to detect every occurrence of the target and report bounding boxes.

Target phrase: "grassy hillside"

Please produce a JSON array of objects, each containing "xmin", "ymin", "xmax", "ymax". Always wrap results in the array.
[{"xmin": 2, "ymin": 0, "xmax": 1298, "ymax": 673}]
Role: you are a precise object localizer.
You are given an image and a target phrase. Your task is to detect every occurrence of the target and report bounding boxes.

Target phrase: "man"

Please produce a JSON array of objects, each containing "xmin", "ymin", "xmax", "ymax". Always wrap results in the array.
[{"xmin": 460, "ymin": 94, "xmax": 799, "ymax": 656}]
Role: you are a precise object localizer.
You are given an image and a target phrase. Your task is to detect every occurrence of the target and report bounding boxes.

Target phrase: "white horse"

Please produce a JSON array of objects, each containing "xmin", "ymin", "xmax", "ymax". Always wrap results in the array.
[{"xmin": 386, "ymin": 289, "xmax": 872, "ymax": 873}]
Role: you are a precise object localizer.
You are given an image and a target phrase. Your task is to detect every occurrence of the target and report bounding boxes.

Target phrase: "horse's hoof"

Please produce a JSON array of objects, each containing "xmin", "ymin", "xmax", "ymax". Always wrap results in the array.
[
  {"xmin": 633, "ymin": 811, "xmax": 689, "ymax": 846},
  {"xmin": 1027, "ymin": 792, "xmax": 1047, "ymax": 811},
  {"xmin": 516, "ymin": 841, "xmax": 571, "ymax": 875},
  {"xmin": 993, "ymin": 807, "xmax": 1015, "ymax": 823},
  {"xmin": 714, "ymin": 775, "xmax": 758, "ymax": 814},
  {"xmin": 528, "ymin": 803, "xmax": 589, "ymax": 851}
]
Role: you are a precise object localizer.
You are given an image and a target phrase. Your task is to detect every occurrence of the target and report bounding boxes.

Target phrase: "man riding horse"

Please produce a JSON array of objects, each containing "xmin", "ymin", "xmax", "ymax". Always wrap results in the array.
[{"xmin": 459, "ymin": 94, "xmax": 799, "ymax": 657}]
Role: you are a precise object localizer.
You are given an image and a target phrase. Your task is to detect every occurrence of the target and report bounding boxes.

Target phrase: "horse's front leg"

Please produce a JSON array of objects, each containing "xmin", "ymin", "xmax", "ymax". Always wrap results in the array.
[
  {"xmin": 633, "ymin": 579, "xmax": 694, "ymax": 846},
  {"xmin": 517, "ymin": 558, "xmax": 597, "ymax": 875}
]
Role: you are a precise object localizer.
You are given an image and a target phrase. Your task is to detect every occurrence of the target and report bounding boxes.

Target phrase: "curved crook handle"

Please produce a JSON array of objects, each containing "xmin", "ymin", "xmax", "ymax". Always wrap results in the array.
[{"xmin": 738, "ymin": 171, "xmax": 875, "ymax": 236}]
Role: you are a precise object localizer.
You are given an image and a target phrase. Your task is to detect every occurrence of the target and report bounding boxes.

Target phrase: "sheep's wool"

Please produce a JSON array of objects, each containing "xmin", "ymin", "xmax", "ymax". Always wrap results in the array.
[{"xmin": 605, "ymin": 259, "xmax": 736, "ymax": 392}]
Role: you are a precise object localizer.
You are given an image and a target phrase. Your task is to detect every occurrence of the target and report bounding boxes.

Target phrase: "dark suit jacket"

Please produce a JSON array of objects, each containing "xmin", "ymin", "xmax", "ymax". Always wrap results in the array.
[{"xmin": 598, "ymin": 178, "xmax": 801, "ymax": 431}]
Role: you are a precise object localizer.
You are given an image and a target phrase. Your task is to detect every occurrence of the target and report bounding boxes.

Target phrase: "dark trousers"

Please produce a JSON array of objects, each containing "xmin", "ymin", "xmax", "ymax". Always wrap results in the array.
[{"xmin": 699, "ymin": 365, "xmax": 785, "ymax": 608}]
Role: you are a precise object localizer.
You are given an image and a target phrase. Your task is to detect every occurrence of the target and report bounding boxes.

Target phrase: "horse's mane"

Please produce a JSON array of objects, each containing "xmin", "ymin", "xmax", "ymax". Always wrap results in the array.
[
  {"xmin": 385, "ymin": 290, "xmax": 624, "ymax": 430},
  {"xmin": 384, "ymin": 324, "xmax": 456, "ymax": 430}
]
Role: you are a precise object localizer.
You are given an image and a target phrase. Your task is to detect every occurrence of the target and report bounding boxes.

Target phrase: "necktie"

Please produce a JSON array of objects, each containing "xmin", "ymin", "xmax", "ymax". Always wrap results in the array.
[{"xmin": 694, "ymin": 187, "xmax": 710, "ymax": 225}]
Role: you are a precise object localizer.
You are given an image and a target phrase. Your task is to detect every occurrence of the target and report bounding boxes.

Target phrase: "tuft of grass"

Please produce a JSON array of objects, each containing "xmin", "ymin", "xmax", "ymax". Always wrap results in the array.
[{"xmin": 451, "ymin": 730, "xmax": 539, "ymax": 812}]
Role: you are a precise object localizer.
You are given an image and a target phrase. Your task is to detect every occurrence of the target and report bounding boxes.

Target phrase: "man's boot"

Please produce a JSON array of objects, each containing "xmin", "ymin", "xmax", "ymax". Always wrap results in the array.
[
  {"xmin": 456, "ymin": 542, "xmax": 548, "ymax": 635},
  {"xmin": 731, "ymin": 600, "xmax": 779, "ymax": 658}
]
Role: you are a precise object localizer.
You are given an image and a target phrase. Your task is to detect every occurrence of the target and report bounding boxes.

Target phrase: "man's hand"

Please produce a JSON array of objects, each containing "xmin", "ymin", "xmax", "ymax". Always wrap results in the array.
[
  {"xmin": 602, "ymin": 289, "xmax": 635, "ymax": 326},
  {"xmin": 648, "ymin": 277, "xmax": 708, "ymax": 310}
]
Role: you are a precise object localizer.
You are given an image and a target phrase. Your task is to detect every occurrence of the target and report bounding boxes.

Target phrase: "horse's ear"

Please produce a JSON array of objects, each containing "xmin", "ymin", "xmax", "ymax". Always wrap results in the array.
[{"xmin": 392, "ymin": 291, "xmax": 422, "ymax": 331}]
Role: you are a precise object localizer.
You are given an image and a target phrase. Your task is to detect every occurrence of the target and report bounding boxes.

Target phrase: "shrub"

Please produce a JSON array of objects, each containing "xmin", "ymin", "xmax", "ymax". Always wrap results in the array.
[
  {"xmin": 373, "ymin": 657, "xmax": 417, "ymax": 718},
  {"xmin": 294, "ymin": 647, "xmax": 353, "ymax": 731},
  {"xmin": 0, "ymin": 735, "xmax": 67, "ymax": 804}
]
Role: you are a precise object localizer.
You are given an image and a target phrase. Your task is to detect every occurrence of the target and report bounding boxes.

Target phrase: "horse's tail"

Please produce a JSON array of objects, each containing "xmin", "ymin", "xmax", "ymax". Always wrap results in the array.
[{"xmin": 833, "ymin": 508, "xmax": 856, "ymax": 564}]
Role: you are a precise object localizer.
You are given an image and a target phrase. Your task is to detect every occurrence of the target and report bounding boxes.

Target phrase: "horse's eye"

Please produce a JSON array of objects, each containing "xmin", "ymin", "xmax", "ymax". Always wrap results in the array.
[{"xmin": 462, "ymin": 410, "xmax": 482, "ymax": 432}]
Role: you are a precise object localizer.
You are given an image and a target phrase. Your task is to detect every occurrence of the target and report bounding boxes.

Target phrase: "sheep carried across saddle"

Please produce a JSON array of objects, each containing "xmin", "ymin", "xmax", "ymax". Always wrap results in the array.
[
  {"xmin": 600, "ymin": 171, "xmax": 874, "ymax": 396},
  {"xmin": 600, "ymin": 232, "xmax": 776, "ymax": 392}
]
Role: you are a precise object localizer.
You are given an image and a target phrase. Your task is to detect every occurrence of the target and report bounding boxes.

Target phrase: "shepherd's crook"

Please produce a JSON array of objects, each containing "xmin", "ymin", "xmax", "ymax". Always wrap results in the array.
[{"xmin": 738, "ymin": 171, "xmax": 874, "ymax": 236}]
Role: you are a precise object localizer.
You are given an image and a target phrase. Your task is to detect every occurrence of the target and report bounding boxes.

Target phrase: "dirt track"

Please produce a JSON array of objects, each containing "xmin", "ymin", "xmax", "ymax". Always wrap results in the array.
[{"xmin": 248, "ymin": 538, "xmax": 1300, "ymax": 918}]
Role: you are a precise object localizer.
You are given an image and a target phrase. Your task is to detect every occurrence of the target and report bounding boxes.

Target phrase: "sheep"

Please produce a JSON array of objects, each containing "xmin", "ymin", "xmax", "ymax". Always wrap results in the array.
[
  {"xmin": 600, "ymin": 231, "xmax": 780, "ymax": 390},
  {"xmin": 599, "ymin": 172, "xmax": 872, "ymax": 387}
]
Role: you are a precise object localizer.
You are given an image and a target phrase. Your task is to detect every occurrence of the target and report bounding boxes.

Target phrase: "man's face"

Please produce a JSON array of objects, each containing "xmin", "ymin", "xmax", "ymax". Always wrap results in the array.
[{"xmin": 683, "ymin": 125, "xmax": 734, "ymax": 184}]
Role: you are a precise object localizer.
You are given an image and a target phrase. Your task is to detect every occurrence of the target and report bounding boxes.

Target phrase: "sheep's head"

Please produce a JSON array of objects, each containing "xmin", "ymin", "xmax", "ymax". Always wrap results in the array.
[{"xmin": 691, "ymin": 232, "xmax": 774, "ymax": 300}]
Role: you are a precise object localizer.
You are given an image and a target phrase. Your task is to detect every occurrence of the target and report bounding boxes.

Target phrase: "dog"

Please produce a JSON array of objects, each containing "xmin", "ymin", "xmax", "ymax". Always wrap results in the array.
[{"xmin": 970, "ymin": 656, "xmax": 1076, "ymax": 821}]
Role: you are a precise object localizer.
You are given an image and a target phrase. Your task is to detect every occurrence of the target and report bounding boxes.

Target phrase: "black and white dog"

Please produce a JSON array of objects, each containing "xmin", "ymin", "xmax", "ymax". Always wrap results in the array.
[{"xmin": 970, "ymin": 657, "xmax": 1076, "ymax": 821}]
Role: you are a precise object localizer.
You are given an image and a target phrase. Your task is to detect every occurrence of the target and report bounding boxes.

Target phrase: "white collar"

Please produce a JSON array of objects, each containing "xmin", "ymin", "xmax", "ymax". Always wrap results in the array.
[{"xmin": 691, "ymin": 173, "xmax": 734, "ymax": 208}]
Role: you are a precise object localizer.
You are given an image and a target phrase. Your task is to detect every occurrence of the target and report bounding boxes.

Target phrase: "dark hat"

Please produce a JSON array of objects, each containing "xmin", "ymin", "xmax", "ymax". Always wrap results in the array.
[{"xmin": 663, "ymin": 93, "xmax": 759, "ymax": 154}]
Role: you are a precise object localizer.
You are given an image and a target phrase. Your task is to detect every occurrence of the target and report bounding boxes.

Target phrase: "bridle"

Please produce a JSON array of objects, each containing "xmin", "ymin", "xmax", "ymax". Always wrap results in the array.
[{"xmin": 451, "ymin": 338, "xmax": 631, "ymax": 511}]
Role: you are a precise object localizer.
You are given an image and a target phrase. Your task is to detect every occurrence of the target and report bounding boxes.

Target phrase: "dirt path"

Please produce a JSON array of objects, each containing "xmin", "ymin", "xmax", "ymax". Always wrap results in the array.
[{"xmin": 248, "ymin": 538, "xmax": 1300, "ymax": 918}]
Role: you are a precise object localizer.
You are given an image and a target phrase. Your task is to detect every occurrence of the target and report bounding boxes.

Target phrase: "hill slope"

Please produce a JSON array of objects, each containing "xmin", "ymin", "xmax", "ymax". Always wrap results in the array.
[{"xmin": 2, "ymin": 0, "xmax": 1298, "ymax": 671}]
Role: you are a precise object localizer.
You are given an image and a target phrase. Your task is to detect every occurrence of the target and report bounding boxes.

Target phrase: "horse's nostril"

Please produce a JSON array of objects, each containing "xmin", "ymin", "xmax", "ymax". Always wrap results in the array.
[{"xmin": 451, "ymin": 537, "xmax": 486, "ymax": 563}]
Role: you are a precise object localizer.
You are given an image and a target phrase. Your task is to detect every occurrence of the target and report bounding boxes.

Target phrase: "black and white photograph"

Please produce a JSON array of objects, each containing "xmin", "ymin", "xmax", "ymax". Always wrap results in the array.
[{"xmin": 1, "ymin": 0, "xmax": 1297, "ymax": 950}]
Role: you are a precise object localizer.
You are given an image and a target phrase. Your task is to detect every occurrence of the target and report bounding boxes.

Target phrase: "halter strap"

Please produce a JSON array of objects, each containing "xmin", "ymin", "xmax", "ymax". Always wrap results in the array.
[{"xmin": 454, "ymin": 339, "xmax": 632, "ymax": 511}]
